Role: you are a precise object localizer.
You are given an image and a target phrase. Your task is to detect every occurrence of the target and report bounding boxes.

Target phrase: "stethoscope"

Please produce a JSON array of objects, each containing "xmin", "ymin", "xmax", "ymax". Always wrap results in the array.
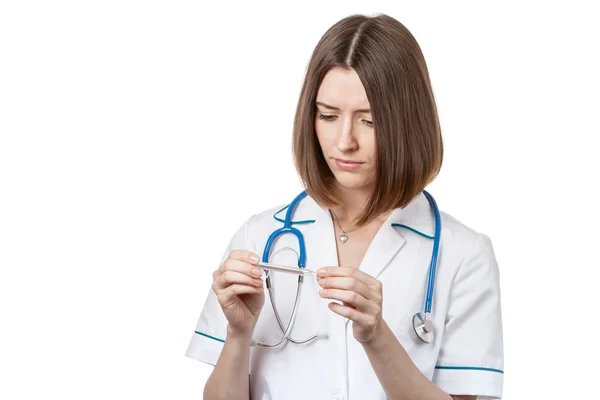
[{"xmin": 251, "ymin": 190, "xmax": 441, "ymax": 347}]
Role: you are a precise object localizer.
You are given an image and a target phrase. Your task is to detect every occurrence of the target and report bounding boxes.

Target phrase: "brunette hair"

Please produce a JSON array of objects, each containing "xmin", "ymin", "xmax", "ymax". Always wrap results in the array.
[{"xmin": 292, "ymin": 13, "xmax": 443, "ymax": 227}]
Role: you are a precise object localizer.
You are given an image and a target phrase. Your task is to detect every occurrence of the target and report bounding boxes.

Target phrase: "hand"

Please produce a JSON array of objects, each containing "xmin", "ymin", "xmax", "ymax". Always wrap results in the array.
[
  {"xmin": 317, "ymin": 266, "xmax": 384, "ymax": 343},
  {"xmin": 211, "ymin": 250, "xmax": 265, "ymax": 337}
]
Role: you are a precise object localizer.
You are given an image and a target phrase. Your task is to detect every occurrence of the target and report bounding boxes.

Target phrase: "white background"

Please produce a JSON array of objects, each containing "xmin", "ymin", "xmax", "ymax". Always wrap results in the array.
[{"xmin": 1, "ymin": 1, "xmax": 598, "ymax": 398}]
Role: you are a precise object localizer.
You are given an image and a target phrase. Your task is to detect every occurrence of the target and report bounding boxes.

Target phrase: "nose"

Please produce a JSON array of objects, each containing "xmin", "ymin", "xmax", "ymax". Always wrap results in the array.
[{"xmin": 335, "ymin": 120, "xmax": 358, "ymax": 153}]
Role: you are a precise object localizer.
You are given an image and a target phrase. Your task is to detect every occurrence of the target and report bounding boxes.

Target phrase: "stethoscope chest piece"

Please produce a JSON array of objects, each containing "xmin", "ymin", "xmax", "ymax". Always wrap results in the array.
[{"xmin": 412, "ymin": 312, "xmax": 435, "ymax": 344}]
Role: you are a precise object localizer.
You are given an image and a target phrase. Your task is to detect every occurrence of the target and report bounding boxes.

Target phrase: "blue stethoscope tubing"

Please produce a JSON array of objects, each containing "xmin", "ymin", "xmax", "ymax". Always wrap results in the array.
[
  {"xmin": 255, "ymin": 190, "xmax": 441, "ymax": 347},
  {"xmin": 252, "ymin": 191, "xmax": 314, "ymax": 347},
  {"xmin": 411, "ymin": 190, "xmax": 441, "ymax": 344},
  {"xmin": 422, "ymin": 190, "xmax": 441, "ymax": 315},
  {"xmin": 262, "ymin": 191, "xmax": 309, "ymax": 267}
]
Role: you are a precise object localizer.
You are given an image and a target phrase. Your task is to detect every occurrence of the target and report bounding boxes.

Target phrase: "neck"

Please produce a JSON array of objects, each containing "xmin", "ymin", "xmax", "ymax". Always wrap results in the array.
[{"xmin": 331, "ymin": 185, "xmax": 374, "ymax": 227}]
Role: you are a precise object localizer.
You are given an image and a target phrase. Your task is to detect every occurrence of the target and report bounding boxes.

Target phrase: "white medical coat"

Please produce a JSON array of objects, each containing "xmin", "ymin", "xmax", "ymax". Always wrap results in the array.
[{"xmin": 186, "ymin": 192, "xmax": 504, "ymax": 399}]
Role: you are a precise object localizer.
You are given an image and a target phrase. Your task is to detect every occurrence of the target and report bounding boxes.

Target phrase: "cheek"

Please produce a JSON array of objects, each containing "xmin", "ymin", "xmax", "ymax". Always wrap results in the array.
[
  {"xmin": 363, "ymin": 134, "xmax": 376, "ymax": 159},
  {"xmin": 314, "ymin": 123, "xmax": 332, "ymax": 149}
]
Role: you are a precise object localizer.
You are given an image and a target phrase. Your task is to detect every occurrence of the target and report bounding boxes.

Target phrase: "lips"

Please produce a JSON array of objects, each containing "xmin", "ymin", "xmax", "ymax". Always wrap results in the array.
[
  {"xmin": 335, "ymin": 159, "xmax": 363, "ymax": 164},
  {"xmin": 334, "ymin": 158, "xmax": 364, "ymax": 171}
]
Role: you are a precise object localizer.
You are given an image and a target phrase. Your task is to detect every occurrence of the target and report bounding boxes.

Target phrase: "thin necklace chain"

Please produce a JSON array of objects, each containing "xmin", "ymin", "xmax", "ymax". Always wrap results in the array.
[{"xmin": 329, "ymin": 209, "xmax": 360, "ymax": 234}]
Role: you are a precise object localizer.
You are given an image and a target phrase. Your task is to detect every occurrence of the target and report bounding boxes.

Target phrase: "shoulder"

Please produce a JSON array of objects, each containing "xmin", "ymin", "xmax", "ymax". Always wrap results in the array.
[
  {"xmin": 246, "ymin": 203, "xmax": 287, "ymax": 232},
  {"xmin": 439, "ymin": 210, "xmax": 487, "ymax": 247},
  {"xmin": 238, "ymin": 202, "xmax": 289, "ymax": 249},
  {"xmin": 221, "ymin": 203, "xmax": 287, "ymax": 250},
  {"xmin": 438, "ymin": 210, "xmax": 497, "ymax": 275},
  {"xmin": 402, "ymin": 191, "xmax": 490, "ymax": 257}
]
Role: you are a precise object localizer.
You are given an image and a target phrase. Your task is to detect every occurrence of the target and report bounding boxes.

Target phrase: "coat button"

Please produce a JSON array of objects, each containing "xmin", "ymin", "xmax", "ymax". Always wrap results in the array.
[{"xmin": 332, "ymin": 392, "xmax": 344, "ymax": 400}]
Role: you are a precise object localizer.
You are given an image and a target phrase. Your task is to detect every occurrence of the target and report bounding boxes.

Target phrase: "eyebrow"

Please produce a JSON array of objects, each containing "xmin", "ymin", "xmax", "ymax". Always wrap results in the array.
[{"xmin": 315, "ymin": 101, "xmax": 371, "ymax": 113}]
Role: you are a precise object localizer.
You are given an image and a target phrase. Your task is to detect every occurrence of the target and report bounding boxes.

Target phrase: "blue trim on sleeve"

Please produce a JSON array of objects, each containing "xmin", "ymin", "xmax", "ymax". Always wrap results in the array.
[
  {"xmin": 435, "ymin": 365, "xmax": 504, "ymax": 374},
  {"xmin": 391, "ymin": 223, "xmax": 434, "ymax": 239},
  {"xmin": 194, "ymin": 331, "xmax": 225, "ymax": 343},
  {"xmin": 273, "ymin": 205, "xmax": 316, "ymax": 225}
]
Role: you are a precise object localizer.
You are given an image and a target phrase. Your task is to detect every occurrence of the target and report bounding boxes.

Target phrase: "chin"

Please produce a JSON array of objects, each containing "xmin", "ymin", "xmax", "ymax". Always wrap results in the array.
[{"xmin": 332, "ymin": 175, "xmax": 373, "ymax": 191}]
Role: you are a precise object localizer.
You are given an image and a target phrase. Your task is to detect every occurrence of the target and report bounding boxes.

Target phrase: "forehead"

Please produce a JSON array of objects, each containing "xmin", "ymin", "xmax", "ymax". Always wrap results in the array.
[{"xmin": 316, "ymin": 67, "xmax": 370, "ymax": 109}]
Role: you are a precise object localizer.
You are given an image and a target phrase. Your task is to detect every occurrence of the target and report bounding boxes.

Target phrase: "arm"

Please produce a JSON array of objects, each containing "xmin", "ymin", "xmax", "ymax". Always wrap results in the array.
[
  {"xmin": 317, "ymin": 267, "xmax": 468, "ymax": 400},
  {"xmin": 203, "ymin": 250, "xmax": 265, "ymax": 400},
  {"xmin": 203, "ymin": 326, "xmax": 252, "ymax": 400},
  {"xmin": 361, "ymin": 321, "xmax": 472, "ymax": 399}
]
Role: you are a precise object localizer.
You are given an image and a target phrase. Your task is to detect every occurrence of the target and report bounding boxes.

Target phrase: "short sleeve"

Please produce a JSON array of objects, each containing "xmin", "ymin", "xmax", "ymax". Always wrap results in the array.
[
  {"xmin": 184, "ymin": 215, "xmax": 256, "ymax": 366},
  {"xmin": 432, "ymin": 233, "xmax": 504, "ymax": 399}
]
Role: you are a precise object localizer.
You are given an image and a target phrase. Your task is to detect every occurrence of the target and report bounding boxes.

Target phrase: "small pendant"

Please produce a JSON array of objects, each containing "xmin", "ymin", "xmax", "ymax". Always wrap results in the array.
[{"xmin": 339, "ymin": 234, "xmax": 348, "ymax": 244}]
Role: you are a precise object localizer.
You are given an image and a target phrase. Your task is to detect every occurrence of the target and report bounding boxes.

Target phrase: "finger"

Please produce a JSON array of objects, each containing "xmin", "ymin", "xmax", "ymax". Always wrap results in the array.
[
  {"xmin": 316, "ymin": 266, "xmax": 379, "ymax": 286},
  {"xmin": 317, "ymin": 276, "xmax": 373, "ymax": 300},
  {"xmin": 319, "ymin": 288, "xmax": 373, "ymax": 311},
  {"xmin": 216, "ymin": 258, "xmax": 263, "ymax": 280},
  {"xmin": 213, "ymin": 270, "xmax": 264, "ymax": 291},
  {"xmin": 216, "ymin": 284, "xmax": 264, "ymax": 307},
  {"xmin": 327, "ymin": 302, "xmax": 373, "ymax": 326},
  {"xmin": 229, "ymin": 249, "xmax": 261, "ymax": 265}
]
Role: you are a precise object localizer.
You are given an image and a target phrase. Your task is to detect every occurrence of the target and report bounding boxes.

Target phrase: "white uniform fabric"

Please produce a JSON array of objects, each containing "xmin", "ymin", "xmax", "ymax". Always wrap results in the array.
[{"xmin": 186, "ymin": 192, "xmax": 504, "ymax": 399}]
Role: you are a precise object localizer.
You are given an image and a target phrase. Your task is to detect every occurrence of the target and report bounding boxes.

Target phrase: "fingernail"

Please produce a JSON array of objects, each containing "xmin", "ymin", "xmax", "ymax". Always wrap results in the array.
[
  {"xmin": 254, "ymin": 279, "xmax": 263, "ymax": 286},
  {"xmin": 252, "ymin": 268, "xmax": 262, "ymax": 277},
  {"xmin": 250, "ymin": 255, "xmax": 260, "ymax": 263},
  {"xmin": 317, "ymin": 268, "xmax": 325, "ymax": 276},
  {"xmin": 319, "ymin": 289, "xmax": 327, "ymax": 296}
]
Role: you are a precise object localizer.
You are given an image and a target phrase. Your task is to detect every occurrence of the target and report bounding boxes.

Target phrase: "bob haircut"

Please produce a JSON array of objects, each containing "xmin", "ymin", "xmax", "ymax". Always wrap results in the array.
[{"xmin": 292, "ymin": 13, "xmax": 443, "ymax": 227}]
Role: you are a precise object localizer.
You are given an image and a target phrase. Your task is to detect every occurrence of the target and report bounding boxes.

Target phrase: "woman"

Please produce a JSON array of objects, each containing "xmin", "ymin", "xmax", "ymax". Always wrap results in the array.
[{"xmin": 186, "ymin": 13, "xmax": 504, "ymax": 400}]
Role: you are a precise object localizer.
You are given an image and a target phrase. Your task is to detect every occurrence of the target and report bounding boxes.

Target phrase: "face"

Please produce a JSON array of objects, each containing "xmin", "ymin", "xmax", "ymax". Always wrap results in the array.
[{"xmin": 315, "ymin": 67, "xmax": 376, "ymax": 193}]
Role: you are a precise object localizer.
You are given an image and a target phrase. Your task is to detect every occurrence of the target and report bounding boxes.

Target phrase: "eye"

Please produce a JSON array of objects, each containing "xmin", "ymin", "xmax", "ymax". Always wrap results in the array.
[
  {"xmin": 318, "ymin": 113, "xmax": 373, "ymax": 127},
  {"xmin": 318, "ymin": 113, "xmax": 336, "ymax": 121}
]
